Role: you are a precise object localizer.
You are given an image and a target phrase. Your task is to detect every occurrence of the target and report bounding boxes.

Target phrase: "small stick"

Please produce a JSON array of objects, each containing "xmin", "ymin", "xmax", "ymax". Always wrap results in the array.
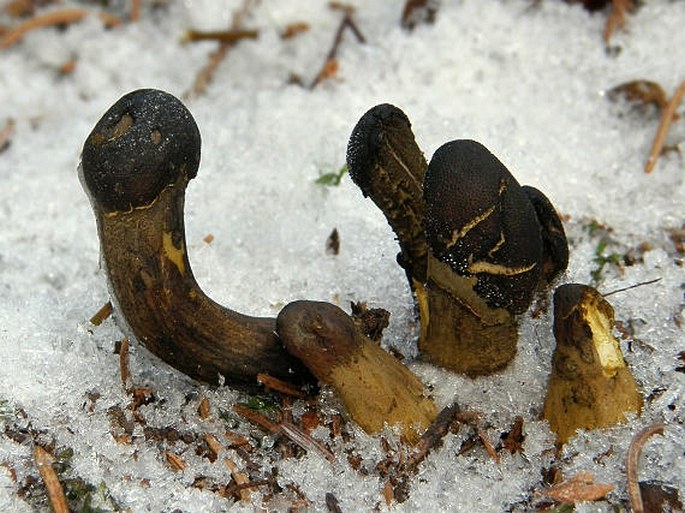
[
  {"xmin": 256, "ymin": 373, "xmax": 306, "ymax": 398},
  {"xmin": 645, "ymin": 80, "xmax": 685, "ymax": 173},
  {"xmin": 119, "ymin": 337, "xmax": 131, "ymax": 388},
  {"xmin": 182, "ymin": 28, "xmax": 258, "ymax": 44},
  {"xmin": 626, "ymin": 422, "xmax": 666, "ymax": 513},
  {"xmin": 0, "ymin": 8, "xmax": 89, "ymax": 49},
  {"xmin": 89, "ymin": 300, "xmax": 113, "ymax": 326},
  {"xmin": 34, "ymin": 446, "xmax": 69, "ymax": 513}
]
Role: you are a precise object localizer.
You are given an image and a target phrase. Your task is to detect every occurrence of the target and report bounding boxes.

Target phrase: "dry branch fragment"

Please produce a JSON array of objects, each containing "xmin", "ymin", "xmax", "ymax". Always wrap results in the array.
[
  {"xmin": 645, "ymin": 80, "xmax": 685, "ymax": 173},
  {"xmin": 198, "ymin": 396, "xmax": 210, "ymax": 419},
  {"xmin": 281, "ymin": 21, "xmax": 309, "ymax": 39},
  {"xmin": 0, "ymin": 8, "xmax": 88, "ymax": 49},
  {"xmin": 34, "ymin": 446, "xmax": 69, "ymax": 513},
  {"xmin": 225, "ymin": 458, "xmax": 251, "ymax": 503}
]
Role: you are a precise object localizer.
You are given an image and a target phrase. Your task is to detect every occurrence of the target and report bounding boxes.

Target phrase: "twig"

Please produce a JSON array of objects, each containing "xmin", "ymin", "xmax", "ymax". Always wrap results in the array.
[
  {"xmin": 626, "ymin": 422, "xmax": 666, "ymax": 513},
  {"xmin": 34, "ymin": 446, "xmax": 69, "ymax": 513},
  {"xmin": 256, "ymin": 373, "xmax": 307, "ymax": 398},
  {"xmin": 185, "ymin": 0, "xmax": 256, "ymax": 98},
  {"xmin": 477, "ymin": 427, "xmax": 500, "ymax": 465},
  {"xmin": 0, "ymin": 8, "xmax": 88, "ymax": 49},
  {"xmin": 310, "ymin": 11, "xmax": 365, "ymax": 89},
  {"xmin": 405, "ymin": 401, "xmax": 460, "ymax": 472},
  {"xmin": 645, "ymin": 80, "xmax": 685, "ymax": 173},
  {"xmin": 89, "ymin": 300, "xmax": 113, "ymax": 326}
]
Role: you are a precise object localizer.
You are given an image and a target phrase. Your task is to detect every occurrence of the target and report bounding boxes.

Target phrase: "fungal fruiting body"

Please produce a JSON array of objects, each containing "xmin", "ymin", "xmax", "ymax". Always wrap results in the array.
[
  {"xmin": 543, "ymin": 284, "xmax": 643, "ymax": 444},
  {"xmin": 347, "ymin": 105, "xmax": 569, "ymax": 375},
  {"xmin": 80, "ymin": 89, "xmax": 309, "ymax": 386},
  {"xmin": 277, "ymin": 301, "xmax": 437, "ymax": 444}
]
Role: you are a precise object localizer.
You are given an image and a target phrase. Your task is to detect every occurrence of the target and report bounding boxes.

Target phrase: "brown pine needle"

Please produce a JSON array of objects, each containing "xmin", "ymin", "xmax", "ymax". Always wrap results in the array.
[
  {"xmin": 645, "ymin": 80, "xmax": 685, "ymax": 173},
  {"xmin": 626, "ymin": 422, "xmax": 666, "ymax": 513},
  {"xmin": 34, "ymin": 446, "xmax": 69, "ymax": 513},
  {"xmin": 256, "ymin": 373, "xmax": 306, "ymax": 398},
  {"xmin": 0, "ymin": 8, "xmax": 89, "ymax": 49}
]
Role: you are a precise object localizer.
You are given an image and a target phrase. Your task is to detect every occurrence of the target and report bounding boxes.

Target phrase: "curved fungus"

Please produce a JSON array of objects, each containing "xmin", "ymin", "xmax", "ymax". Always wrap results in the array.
[
  {"xmin": 542, "ymin": 283, "xmax": 643, "ymax": 444},
  {"xmin": 346, "ymin": 106, "xmax": 569, "ymax": 376},
  {"xmin": 80, "ymin": 89, "xmax": 310, "ymax": 386},
  {"xmin": 277, "ymin": 300, "xmax": 437, "ymax": 444}
]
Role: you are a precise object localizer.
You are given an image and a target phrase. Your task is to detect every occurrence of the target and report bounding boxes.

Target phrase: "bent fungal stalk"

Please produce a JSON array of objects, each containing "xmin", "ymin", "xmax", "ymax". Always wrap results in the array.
[
  {"xmin": 79, "ymin": 89, "xmax": 309, "ymax": 386},
  {"xmin": 80, "ymin": 90, "xmax": 438, "ymax": 441},
  {"xmin": 347, "ymin": 104, "xmax": 569, "ymax": 376}
]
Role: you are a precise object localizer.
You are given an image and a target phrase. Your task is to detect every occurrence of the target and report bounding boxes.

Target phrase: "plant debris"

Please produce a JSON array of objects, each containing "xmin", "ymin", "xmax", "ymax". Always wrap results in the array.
[
  {"xmin": 401, "ymin": 0, "xmax": 440, "ymax": 30},
  {"xmin": 536, "ymin": 471, "xmax": 614, "ymax": 504},
  {"xmin": 626, "ymin": 423, "xmax": 666, "ymax": 513},
  {"xmin": 645, "ymin": 79, "xmax": 685, "ymax": 173}
]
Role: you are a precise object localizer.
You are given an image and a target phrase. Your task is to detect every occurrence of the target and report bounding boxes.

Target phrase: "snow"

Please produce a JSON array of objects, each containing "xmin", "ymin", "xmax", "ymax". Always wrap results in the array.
[{"xmin": 1, "ymin": 0, "xmax": 684, "ymax": 511}]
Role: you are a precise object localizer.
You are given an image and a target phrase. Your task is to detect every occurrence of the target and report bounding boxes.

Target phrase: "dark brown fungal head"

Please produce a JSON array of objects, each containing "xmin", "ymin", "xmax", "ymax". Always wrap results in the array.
[
  {"xmin": 521, "ymin": 185, "xmax": 569, "ymax": 284},
  {"xmin": 81, "ymin": 89, "xmax": 201, "ymax": 213},
  {"xmin": 423, "ymin": 140, "xmax": 543, "ymax": 314},
  {"xmin": 346, "ymin": 103, "xmax": 428, "ymax": 282}
]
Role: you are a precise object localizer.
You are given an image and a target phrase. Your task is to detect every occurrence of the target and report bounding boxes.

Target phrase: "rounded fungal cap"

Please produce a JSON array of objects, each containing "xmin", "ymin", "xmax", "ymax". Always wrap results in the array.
[
  {"xmin": 277, "ymin": 300, "xmax": 361, "ymax": 381},
  {"xmin": 423, "ymin": 140, "xmax": 543, "ymax": 313},
  {"xmin": 80, "ymin": 89, "xmax": 201, "ymax": 212},
  {"xmin": 346, "ymin": 103, "xmax": 412, "ymax": 195}
]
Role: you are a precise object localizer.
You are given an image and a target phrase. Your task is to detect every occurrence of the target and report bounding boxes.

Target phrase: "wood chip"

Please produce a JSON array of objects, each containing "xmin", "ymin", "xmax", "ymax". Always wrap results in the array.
[
  {"xmin": 165, "ymin": 451, "xmax": 186, "ymax": 471},
  {"xmin": 225, "ymin": 457, "xmax": 251, "ymax": 503},
  {"xmin": 89, "ymin": 300, "xmax": 112, "ymax": 326}
]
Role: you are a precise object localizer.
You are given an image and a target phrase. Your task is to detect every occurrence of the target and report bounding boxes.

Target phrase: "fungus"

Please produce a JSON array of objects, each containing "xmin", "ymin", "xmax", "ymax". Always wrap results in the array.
[
  {"xmin": 347, "ymin": 105, "xmax": 568, "ymax": 375},
  {"xmin": 277, "ymin": 300, "xmax": 437, "ymax": 443},
  {"xmin": 542, "ymin": 283, "xmax": 643, "ymax": 444},
  {"xmin": 80, "ymin": 89, "xmax": 310, "ymax": 386}
]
